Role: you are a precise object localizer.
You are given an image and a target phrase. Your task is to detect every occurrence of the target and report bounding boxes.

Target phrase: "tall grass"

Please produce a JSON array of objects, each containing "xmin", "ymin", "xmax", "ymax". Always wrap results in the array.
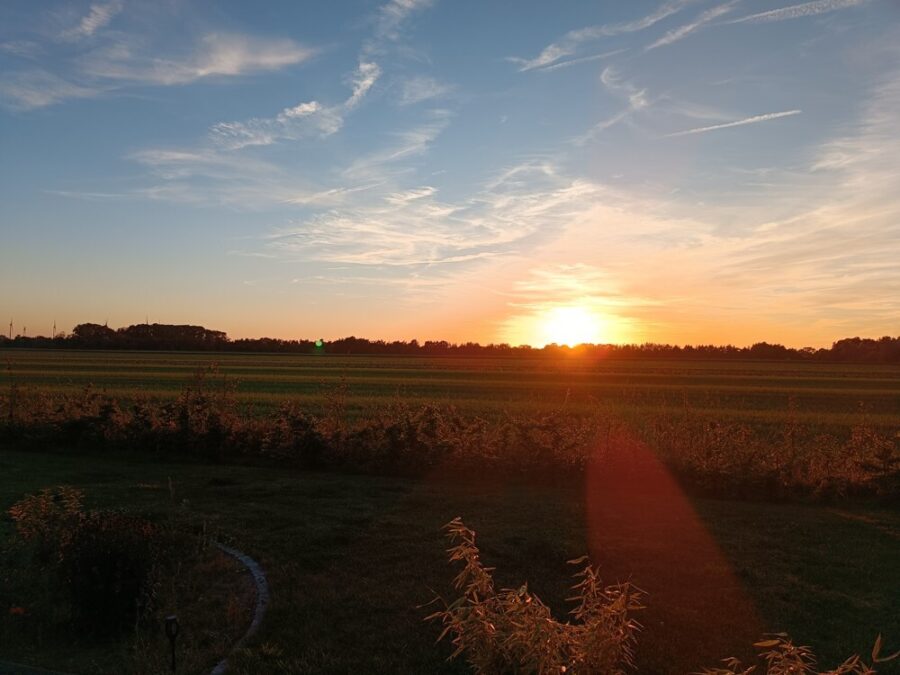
[{"xmin": 1, "ymin": 367, "xmax": 897, "ymax": 500}]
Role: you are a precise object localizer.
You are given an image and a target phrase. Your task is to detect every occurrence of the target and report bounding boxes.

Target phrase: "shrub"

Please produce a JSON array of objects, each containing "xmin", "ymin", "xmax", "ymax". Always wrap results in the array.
[
  {"xmin": 426, "ymin": 517, "xmax": 644, "ymax": 674},
  {"xmin": 7, "ymin": 485, "xmax": 84, "ymax": 561},
  {"xmin": 62, "ymin": 510, "xmax": 167, "ymax": 637},
  {"xmin": 262, "ymin": 403, "xmax": 328, "ymax": 468},
  {"xmin": 8, "ymin": 488, "xmax": 171, "ymax": 638}
]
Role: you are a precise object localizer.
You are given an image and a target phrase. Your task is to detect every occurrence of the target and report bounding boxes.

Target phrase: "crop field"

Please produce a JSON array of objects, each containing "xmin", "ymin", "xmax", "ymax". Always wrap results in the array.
[
  {"xmin": 1, "ymin": 349, "xmax": 899, "ymax": 674},
  {"xmin": 4, "ymin": 349, "xmax": 900, "ymax": 428}
]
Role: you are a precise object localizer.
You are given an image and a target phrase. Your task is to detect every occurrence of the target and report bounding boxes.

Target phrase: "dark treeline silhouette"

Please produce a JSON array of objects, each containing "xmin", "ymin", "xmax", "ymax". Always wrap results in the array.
[{"xmin": 1, "ymin": 322, "xmax": 899, "ymax": 363}]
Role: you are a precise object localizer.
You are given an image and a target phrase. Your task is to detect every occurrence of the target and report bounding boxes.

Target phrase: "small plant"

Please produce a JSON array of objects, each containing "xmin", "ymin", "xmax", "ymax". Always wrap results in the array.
[
  {"xmin": 426, "ymin": 517, "xmax": 644, "ymax": 674},
  {"xmin": 698, "ymin": 633, "xmax": 899, "ymax": 675}
]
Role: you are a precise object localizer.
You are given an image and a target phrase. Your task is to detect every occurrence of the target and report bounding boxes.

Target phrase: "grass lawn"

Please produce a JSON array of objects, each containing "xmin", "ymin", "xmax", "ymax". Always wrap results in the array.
[{"xmin": 1, "ymin": 448, "xmax": 898, "ymax": 674}]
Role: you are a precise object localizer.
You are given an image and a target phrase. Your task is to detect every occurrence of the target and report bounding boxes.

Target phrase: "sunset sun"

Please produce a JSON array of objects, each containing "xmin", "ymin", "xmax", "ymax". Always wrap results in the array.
[{"xmin": 540, "ymin": 306, "xmax": 603, "ymax": 347}]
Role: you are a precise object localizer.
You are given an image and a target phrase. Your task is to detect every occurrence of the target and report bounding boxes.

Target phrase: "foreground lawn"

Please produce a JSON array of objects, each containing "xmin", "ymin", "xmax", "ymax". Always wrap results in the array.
[{"xmin": 1, "ymin": 448, "xmax": 898, "ymax": 674}]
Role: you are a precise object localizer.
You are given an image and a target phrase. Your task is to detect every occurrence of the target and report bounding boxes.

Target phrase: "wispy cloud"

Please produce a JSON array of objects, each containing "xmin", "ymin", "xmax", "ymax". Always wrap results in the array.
[
  {"xmin": 61, "ymin": 0, "xmax": 123, "ymax": 41},
  {"xmin": 345, "ymin": 61, "xmax": 382, "ymax": 108},
  {"xmin": 663, "ymin": 109, "xmax": 802, "ymax": 137},
  {"xmin": 130, "ymin": 148, "xmax": 279, "ymax": 180},
  {"xmin": 80, "ymin": 32, "xmax": 315, "ymax": 86},
  {"xmin": 364, "ymin": 0, "xmax": 434, "ymax": 55},
  {"xmin": 260, "ymin": 161, "xmax": 601, "ymax": 268},
  {"xmin": 2, "ymin": 30, "xmax": 316, "ymax": 109},
  {"xmin": 210, "ymin": 60, "xmax": 380, "ymax": 150},
  {"xmin": 385, "ymin": 186, "xmax": 437, "ymax": 204},
  {"xmin": 397, "ymin": 75, "xmax": 453, "ymax": 105},
  {"xmin": 374, "ymin": 0, "xmax": 434, "ymax": 39},
  {"xmin": 573, "ymin": 67, "xmax": 650, "ymax": 143},
  {"xmin": 532, "ymin": 49, "xmax": 627, "ymax": 73},
  {"xmin": 727, "ymin": 0, "xmax": 870, "ymax": 25},
  {"xmin": 601, "ymin": 67, "xmax": 650, "ymax": 111},
  {"xmin": 0, "ymin": 69, "xmax": 101, "ymax": 110},
  {"xmin": 342, "ymin": 109, "xmax": 454, "ymax": 179},
  {"xmin": 283, "ymin": 183, "xmax": 385, "ymax": 206},
  {"xmin": 208, "ymin": 0, "xmax": 434, "ymax": 150},
  {"xmin": 210, "ymin": 101, "xmax": 343, "ymax": 150},
  {"xmin": 509, "ymin": 0, "xmax": 698, "ymax": 71},
  {"xmin": 645, "ymin": 1, "xmax": 739, "ymax": 50},
  {"xmin": 124, "ymin": 147, "xmax": 306, "ymax": 208},
  {"xmin": 45, "ymin": 189, "xmax": 126, "ymax": 201},
  {"xmin": 0, "ymin": 40, "xmax": 42, "ymax": 58}
]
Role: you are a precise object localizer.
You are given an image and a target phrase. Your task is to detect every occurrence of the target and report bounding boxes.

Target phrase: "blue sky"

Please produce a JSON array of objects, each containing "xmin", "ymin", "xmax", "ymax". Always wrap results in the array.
[{"xmin": 1, "ymin": 0, "xmax": 898, "ymax": 346}]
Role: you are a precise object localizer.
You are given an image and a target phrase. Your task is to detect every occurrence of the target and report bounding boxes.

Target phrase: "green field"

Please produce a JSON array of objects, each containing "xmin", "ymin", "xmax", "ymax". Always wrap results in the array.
[
  {"xmin": 4, "ymin": 349, "xmax": 900, "ymax": 427},
  {"xmin": 1, "ymin": 349, "xmax": 899, "ymax": 674}
]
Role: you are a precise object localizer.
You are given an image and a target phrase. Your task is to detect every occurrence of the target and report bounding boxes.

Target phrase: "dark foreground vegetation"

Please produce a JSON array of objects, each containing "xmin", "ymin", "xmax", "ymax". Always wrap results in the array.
[
  {"xmin": 3, "ymin": 321, "xmax": 899, "ymax": 362},
  {"xmin": 1, "ymin": 478, "xmax": 254, "ymax": 674},
  {"xmin": 2, "ymin": 451, "xmax": 899, "ymax": 674}
]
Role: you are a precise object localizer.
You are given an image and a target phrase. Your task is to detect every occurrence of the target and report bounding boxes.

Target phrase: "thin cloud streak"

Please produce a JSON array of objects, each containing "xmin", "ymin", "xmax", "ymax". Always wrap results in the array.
[
  {"xmin": 61, "ymin": 0, "xmax": 123, "ymax": 41},
  {"xmin": 530, "ymin": 49, "xmax": 627, "ymax": 73},
  {"xmin": 645, "ymin": 1, "xmax": 739, "ymax": 50},
  {"xmin": 727, "ymin": 0, "xmax": 870, "ymax": 24},
  {"xmin": 663, "ymin": 109, "xmax": 802, "ymax": 137},
  {"xmin": 509, "ymin": 0, "xmax": 698, "ymax": 71}
]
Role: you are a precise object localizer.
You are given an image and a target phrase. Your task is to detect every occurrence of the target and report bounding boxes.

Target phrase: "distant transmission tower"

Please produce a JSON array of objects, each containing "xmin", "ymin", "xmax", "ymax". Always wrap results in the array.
[
  {"xmin": 53, "ymin": 320, "xmax": 57, "ymax": 338},
  {"xmin": 8, "ymin": 319, "xmax": 11, "ymax": 340}
]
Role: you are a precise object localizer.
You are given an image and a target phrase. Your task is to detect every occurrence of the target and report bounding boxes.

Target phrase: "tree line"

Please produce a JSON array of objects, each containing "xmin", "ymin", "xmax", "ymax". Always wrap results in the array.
[{"xmin": 1, "ymin": 322, "xmax": 898, "ymax": 362}]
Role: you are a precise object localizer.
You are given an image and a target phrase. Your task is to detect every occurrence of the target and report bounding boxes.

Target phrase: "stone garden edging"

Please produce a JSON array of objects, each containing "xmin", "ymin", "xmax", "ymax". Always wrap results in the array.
[{"xmin": 210, "ymin": 543, "xmax": 270, "ymax": 675}]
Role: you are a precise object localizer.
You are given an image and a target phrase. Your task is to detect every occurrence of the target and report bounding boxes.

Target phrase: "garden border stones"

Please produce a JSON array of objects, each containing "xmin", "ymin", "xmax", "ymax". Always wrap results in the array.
[{"xmin": 210, "ymin": 543, "xmax": 270, "ymax": 675}]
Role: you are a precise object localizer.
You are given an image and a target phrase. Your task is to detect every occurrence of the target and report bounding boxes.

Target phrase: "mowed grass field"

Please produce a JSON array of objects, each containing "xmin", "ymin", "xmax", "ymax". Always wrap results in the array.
[
  {"xmin": 1, "ymin": 349, "xmax": 899, "ymax": 673},
  {"xmin": 3, "ymin": 349, "xmax": 900, "ymax": 429}
]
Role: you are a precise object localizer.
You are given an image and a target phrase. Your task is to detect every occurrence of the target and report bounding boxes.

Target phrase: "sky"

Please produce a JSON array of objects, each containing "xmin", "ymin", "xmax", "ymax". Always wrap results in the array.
[{"xmin": 1, "ymin": 0, "xmax": 898, "ymax": 347}]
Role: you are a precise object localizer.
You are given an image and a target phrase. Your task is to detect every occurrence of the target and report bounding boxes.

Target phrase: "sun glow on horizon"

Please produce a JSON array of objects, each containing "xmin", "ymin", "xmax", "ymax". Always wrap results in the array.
[{"xmin": 539, "ymin": 305, "xmax": 604, "ymax": 347}]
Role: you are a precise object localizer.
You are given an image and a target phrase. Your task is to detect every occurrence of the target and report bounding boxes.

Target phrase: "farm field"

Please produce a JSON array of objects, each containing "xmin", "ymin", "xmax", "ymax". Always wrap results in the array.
[
  {"xmin": 1, "ymin": 349, "xmax": 899, "ymax": 674},
  {"xmin": 3, "ymin": 349, "xmax": 900, "ymax": 428}
]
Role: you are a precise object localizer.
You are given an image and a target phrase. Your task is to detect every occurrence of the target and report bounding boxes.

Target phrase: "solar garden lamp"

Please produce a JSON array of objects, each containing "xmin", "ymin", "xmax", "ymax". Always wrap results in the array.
[{"xmin": 165, "ymin": 614, "xmax": 180, "ymax": 672}]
